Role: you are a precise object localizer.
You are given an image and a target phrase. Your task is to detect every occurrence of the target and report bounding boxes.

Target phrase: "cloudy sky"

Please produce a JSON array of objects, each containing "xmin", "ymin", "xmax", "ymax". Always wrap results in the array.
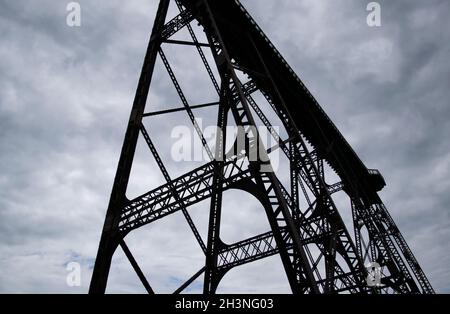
[{"xmin": 0, "ymin": 0, "xmax": 449, "ymax": 293}]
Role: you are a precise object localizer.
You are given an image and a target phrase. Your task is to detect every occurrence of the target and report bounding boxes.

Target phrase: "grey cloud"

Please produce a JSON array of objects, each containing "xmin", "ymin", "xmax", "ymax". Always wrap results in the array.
[{"xmin": 0, "ymin": 0, "xmax": 449, "ymax": 293}]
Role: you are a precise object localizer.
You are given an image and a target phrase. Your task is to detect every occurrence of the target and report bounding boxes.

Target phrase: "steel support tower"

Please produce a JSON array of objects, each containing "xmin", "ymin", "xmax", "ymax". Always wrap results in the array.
[{"xmin": 89, "ymin": 0, "xmax": 434, "ymax": 294}]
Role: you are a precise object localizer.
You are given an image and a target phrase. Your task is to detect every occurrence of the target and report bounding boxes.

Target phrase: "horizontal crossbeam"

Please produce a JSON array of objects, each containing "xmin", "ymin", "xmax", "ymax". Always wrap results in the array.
[
  {"xmin": 217, "ymin": 214, "xmax": 334, "ymax": 270},
  {"xmin": 163, "ymin": 39, "xmax": 210, "ymax": 48},
  {"xmin": 119, "ymin": 159, "xmax": 250, "ymax": 232},
  {"xmin": 143, "ymin": 101, "xmax": 219, "ymax": 117}
]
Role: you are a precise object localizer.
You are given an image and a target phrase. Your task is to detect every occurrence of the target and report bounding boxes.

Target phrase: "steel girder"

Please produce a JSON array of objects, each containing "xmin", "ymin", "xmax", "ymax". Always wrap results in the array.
[{"xmin": 89, "ymin": 0, "xmax": 434, "ymax": 294}]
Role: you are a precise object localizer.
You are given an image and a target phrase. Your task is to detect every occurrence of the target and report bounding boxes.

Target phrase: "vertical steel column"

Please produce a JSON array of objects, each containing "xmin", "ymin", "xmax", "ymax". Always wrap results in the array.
[{"xmin": 203, "ymin": 85, "xmax": 229, "ymax": 294}]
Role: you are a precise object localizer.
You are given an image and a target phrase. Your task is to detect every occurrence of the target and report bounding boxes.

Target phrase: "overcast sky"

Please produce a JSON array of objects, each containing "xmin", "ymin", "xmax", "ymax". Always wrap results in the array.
[{"xmin": 0, "ymin": 0, "xmax": 449, "ymax": 293}]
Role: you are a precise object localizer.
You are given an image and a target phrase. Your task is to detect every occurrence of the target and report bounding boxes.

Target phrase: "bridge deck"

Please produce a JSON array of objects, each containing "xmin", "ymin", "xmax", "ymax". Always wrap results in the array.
[{"xmin": 180, "ymin": 0, "xmax": 383, "ymax": 194}]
